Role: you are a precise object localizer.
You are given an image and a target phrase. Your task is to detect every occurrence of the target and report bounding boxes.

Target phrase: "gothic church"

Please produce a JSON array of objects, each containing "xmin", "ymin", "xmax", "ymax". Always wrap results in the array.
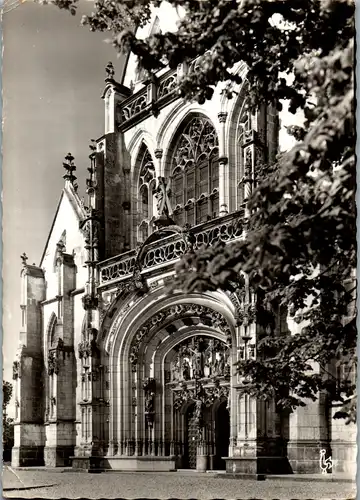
[{"xmin": 11, "ymin": 4, "xmax": 356, "ymax": 476}]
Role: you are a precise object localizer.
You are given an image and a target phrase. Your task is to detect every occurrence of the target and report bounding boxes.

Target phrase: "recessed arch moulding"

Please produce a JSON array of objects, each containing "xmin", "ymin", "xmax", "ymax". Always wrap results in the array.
[{"xmin": 96, "ymin": 281, "xmax": 243, "ymax": 470}]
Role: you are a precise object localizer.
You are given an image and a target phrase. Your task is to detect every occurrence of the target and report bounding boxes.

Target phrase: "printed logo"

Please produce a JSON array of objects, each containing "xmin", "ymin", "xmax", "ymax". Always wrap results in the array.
[{"xmin": 319, "ymin": 449, "xmax": 333, "ymax": 474}]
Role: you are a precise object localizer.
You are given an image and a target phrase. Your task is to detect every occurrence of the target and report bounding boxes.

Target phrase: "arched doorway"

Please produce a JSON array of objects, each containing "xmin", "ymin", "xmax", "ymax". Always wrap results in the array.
[
  {"xmin": 185, "ymin": 403, "xmax": 198, "ymax": 469},
  {"xmin": 103, "ymin": 295, "xmax": 236, "ymax": 471},
  {"xmin": 182, "ymin": 398, "xmax": 230, "ymax": 470},
  {"xmin": 168, "ymin": 335, "xmax": 231, "ymax": 470},
  {"xmin": 215, "ymin": 400, "xmax": 230, "ymax": 470}
]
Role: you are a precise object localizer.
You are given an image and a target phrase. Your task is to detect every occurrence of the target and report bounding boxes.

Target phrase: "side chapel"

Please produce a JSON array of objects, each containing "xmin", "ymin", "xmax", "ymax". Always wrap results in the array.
[{"xmin": 11, "ymin": 4, "xmax": 356, "ymax": 476}]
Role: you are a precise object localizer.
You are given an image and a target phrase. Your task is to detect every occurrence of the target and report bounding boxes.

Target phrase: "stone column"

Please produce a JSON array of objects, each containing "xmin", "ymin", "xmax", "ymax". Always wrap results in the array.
[
  {"xmin": 218, "ymin": 112, "xmax": 229, "ymax": 215},
  {"xmin": 44, "ymin": 252, "xmax": 76, "ymax": 467},
  {"xmin": 225, "ymin": 287, "xmax": 291, "ymax": 477},
  {"xmin": 12, "ymin": 259, "xmax": 46, "ymax": 467},
  {"xmin": 154, "ymin": 148, "xmax": 164, "ymax": 224},
  {"xmin": 155, "ymin": 148, "xmax": 163, "ymax": 179}
]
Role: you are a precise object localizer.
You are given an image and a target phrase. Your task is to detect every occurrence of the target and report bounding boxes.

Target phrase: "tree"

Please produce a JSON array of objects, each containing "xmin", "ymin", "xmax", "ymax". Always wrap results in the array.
[
  {"xmin": 44, "ymin": 0, "xmax": 356, "ymax": 421},
  {"xmin": 3, "ymin": 380, "xmax": 14, "ymax": 460},
  {"xmin": 3, "ymin": 380, "xmax": 13, "ymax": 415}
]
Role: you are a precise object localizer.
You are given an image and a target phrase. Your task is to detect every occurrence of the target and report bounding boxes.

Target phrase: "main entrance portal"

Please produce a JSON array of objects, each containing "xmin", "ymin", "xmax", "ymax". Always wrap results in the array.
[
  {"xmin": 168, "ymin": 335, "xmax": 231, "ymax": 470},
  {"xmin": 184, "ymin": 400, "xmax": 230, "ymax": 470}
]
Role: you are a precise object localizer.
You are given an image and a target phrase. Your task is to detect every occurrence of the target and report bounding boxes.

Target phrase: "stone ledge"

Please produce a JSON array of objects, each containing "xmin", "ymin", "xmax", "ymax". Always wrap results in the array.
[
  {"xmin": 224, "ymin": 456, "xmax": 292, "ymax": 476},
  {"xmin": 71, "ymin": 455, "xmax": 177, "ymax": 472}
]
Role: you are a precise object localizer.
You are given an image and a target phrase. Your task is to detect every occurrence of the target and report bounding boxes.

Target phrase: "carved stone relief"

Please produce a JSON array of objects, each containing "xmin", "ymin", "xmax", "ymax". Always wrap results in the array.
[
  {"xmin": 171, "ymin": 336, "xmax": 230, "ymax": 382},
  {"xmin": 129, "ymin": 303, "xmax": 232, "ymax": 366}
]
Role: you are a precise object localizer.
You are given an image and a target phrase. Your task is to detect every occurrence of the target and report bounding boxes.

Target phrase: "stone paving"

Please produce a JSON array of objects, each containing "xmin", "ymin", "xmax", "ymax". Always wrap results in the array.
[{"xmin": 2, "ymin": 466, "xmax": 356, "ymax": 499}]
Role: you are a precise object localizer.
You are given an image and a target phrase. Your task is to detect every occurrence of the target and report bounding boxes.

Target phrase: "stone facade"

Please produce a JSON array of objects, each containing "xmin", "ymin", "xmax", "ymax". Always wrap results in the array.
[{"xmin": 12, "ymin": 5, "xmax": 356, "ymax": 476}]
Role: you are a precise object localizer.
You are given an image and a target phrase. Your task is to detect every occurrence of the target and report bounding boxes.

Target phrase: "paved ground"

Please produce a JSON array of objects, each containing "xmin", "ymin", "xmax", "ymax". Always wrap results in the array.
[{"xmin": 2, "ymin": 466, "xmax": 356, "ymax": 499}]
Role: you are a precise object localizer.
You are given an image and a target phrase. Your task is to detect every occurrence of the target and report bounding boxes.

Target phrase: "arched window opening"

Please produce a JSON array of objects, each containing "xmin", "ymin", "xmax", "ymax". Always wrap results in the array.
[
  {"xmin": 137, "ymin": 147, "xmax": 155, "ymax": 243},
  {"xmin": 210, "ymin": 152, "xmax": 219, "ymax": 218},
  {"xmin": 173, "ymin": 168, "xmax": 184, "ymax": 207},
  {"xmin": 197, "ymin": 157, "xmax": 209, "ymax": 198},
  {"xmin": 141, "ymin": 185, "xmax": 149, "ymax": 220},
  {"xmin": 186, "ymin": 166, "xmax": 195, "ymax": 202},
  {"xmin": 170, "ymin": 116, "xmax": 219, "ymax": 228}
]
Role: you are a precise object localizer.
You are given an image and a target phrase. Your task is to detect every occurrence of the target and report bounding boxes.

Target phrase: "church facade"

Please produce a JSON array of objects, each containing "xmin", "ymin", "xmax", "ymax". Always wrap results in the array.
[{"xmin": 11, "ymin": 6, "xmax": 356, "ymax": 476}]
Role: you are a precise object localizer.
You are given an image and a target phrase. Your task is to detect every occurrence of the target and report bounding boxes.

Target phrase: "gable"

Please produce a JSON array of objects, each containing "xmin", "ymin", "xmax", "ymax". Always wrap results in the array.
[{"xmin": 40, "ymin": 188, "xmax": 85, "ymax": 272}]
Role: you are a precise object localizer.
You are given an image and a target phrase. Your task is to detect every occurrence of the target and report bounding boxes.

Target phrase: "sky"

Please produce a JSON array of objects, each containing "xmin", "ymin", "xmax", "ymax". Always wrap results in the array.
[{"xmin": 2, "ymin": 0, "xmax": 122, "ymax": 404}]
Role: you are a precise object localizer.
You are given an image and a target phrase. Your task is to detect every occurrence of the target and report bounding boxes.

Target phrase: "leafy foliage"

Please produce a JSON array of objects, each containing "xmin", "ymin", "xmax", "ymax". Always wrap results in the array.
[
  {"xmin": 3, "ymin": 417, "xmax": 14, "ymax": 454},
  {"xmin": 3, "ymin": 380, "xmax": 13, "ymax": 410},
  {"xmin": 2, "ymin": 381, "xmax": 14, "ymax": 454},
  {"xmin": 45, "ymin": 0, "xmax": 356, "ymax": 421}
]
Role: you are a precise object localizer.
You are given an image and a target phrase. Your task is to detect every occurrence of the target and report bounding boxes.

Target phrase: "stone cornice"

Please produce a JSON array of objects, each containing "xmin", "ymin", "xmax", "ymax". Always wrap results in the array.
[{"xmin": 41, "ymin": 295, "xmax": 63, "ymax": 306}]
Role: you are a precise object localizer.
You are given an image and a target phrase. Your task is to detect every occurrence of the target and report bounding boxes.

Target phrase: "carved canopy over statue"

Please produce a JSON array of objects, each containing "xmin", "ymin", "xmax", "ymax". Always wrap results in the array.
[{"xmin": 171, "ymin": 336, "xmax": 230, "ymax": 382}]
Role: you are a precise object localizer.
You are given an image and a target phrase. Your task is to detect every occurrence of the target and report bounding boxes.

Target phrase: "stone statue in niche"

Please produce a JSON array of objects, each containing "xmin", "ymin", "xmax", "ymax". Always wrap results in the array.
[
  {"xmin": 145, "ymin": 391, "xmax": 155, "ymax": 414},
  {"xmin": 155, "ymin": 177, "xmax": 167, "ymax": 214},
  {"xmin": 218, "ymin": 351, "xmax": 226, "ymax": 375},
  {"xmin": 143, "ymin": 377, "xmax": 156, "ymax": 428},
  {"xmin": 182, "ymin": 359, "xmax": 191, "ymax": 381},
  {"xmin": 204, "ymin": 356, "xmax": 212, "ymax": 378},
  {"xmin": 48, "ymin": 350, "xmax": 60, "ymax": 376},
  {"xmin": 204, "ymin": 339, "xmax": 215, "ymax": 377},
  {"xmin": 173, "ymin": 358, "xmax": 181, "ymax": 381},
  {"xmin": 190, "ymin": 344, "xmax": 203, "ymax": 378},
  {"xmin": 154, "ymin": 177, "xmax": 174, "ymax": 228}
]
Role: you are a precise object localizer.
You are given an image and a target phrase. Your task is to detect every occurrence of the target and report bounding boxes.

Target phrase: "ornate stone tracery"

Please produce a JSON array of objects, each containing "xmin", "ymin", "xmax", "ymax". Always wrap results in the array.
[
  {"xmin": 129, "ymin": 304, "xmax": 232, "ymax": 367},
  {"xmin": 171, "ymin": 116, "xmax": 219, "ymax": 226},
  {"xmin": 170, "ymin": 336, "xmax": 230, "ymax": 382},
  {"xmin": 173, "ymin": 381, "xmax": 229, "ymax": 410},
  {"xmin": 172, "ymin": 117, "xmax": 218, "ymax": 170},
  {"xmin": 230, "ymin": 284, "xmax": 257, "ymax": 327}
]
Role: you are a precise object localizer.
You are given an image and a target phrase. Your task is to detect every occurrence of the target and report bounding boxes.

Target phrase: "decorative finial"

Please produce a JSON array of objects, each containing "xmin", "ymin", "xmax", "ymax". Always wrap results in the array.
[
  {"xmin": 20, "ymin": 252, "xmax": 28, "ymax": 266},
  {"xmin": 89, "ymin": 139, "xmax": 96, "ymax": 153},
  {"xmin": 63, "ymin": 153, "xmax": 77, "ymax": 185},
  {"xmin": 105, "ymin": 62, "xmax": 115, "ymax": 80}
]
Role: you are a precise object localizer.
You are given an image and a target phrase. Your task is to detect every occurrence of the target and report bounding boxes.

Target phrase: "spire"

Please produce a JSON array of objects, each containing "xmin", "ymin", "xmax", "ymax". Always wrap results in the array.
[
  {"xmin": 105, "ymin": 61, "xmax": 115, "ymax": 81},
  {"xmin": 63, "ymin": 153, "xmax": 77, "ymax": 185}
]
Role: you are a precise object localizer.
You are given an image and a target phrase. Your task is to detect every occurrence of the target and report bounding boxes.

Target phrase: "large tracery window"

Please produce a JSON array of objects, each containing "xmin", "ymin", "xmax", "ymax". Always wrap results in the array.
[
  {"xmin": 171, "ymin": 117, "xmax": 219, "ymax": 227},
  {"xmin": 137, "ymin": 148, "xmax": 155, "ymax": 243}
]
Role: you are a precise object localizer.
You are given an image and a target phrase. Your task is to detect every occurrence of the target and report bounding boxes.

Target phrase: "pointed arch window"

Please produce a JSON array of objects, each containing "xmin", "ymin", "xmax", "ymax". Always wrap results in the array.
[
  {"xmin": 170, "ymin": 116, "xmax": 219, "ymax": 227},
  {"xmin": 137, "ymin": 148, "xmax": 155, "ymax": 243}
]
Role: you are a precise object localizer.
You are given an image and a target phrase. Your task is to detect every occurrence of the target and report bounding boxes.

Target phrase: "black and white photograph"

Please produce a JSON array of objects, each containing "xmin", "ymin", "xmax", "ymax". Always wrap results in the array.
[{"xmin": 1, "ymin": 0, "xmax": 357, "ymax": 498}]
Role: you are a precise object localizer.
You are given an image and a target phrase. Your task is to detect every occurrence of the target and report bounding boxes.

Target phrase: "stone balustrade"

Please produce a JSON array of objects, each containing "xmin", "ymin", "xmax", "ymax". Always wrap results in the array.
[
  {"xmin": 117, "ymin": 68, "xmax": 179, "ymax": 132},
  {"xmin": 98, "ymin": 211, "xmax": 244, "ymax": 288}
]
